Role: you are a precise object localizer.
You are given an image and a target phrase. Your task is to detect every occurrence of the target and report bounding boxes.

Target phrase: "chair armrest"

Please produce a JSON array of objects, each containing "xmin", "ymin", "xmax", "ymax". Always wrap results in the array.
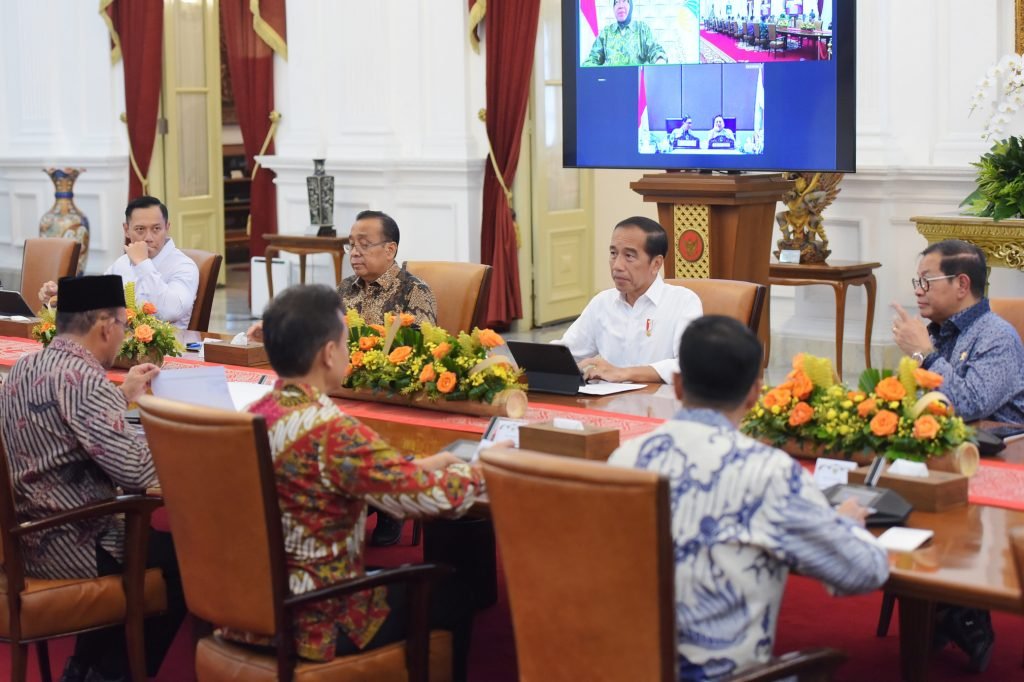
[
  {"xmin": 726, "ymin": 648, "xmax": 847, "ymax": 682},
  {"xmin": 9, "ymin": 495, "xmax": 163, "ymax": 538},
  {"xmin": 283, "ymin": 563, "xmax": 452, "ymax": 610}
]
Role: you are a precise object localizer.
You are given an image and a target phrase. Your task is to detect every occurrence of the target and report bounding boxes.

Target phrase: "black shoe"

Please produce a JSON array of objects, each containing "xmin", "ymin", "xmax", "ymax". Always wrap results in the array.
[
  {"xmin": 59, "ymin": 657, "xmax": 90, "ymax": 682},
  {"xmin": 369, "ymin": 512, "xmax": 404, "ymax": 547},
  {"xmin": 946, "ymin": 608, "xmax": 995, "ymax": 673}
]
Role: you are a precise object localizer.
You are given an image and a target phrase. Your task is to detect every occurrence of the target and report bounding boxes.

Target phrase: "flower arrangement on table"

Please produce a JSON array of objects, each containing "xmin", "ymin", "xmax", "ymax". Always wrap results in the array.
[
  {"xmin": 741, "ymin": 353, "xmax": 974, "ymax": 465},
  {"xmin": 32, "ymin": 282, "xmax": 182, "ymax": 365},
  {"xmin": 341, "ymin": 309, "xmax": 527, "ymax": 417}
]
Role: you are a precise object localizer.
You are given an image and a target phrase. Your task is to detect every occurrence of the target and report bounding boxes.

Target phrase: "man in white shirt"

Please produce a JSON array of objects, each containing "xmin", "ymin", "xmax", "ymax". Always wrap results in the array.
[
  {"xmin": 40, "ymin": 196, "xmax": 199, "ymax": 329},
  {"xmin": 557, "ymin": 216, "xmax": 702, "ymax": 383},
  {"xmin": 608, "ymin": 315, "xmax": 889, "ymax": 680}
]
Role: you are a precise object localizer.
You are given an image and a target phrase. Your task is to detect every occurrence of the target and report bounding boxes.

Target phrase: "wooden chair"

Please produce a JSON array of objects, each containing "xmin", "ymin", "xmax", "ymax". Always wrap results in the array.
[
  {"xmin": 991, "ymin": 298, "xmax": 1024, "ymax": 344},
  {"xmin": 19, "ymin": 238, "xmax": 81, "ymax": 308},
  {"xmin": 664, "ymin": 278, "xmax": 766, "ymax": 333},
  {"xmin": 181, "ymin": 249, "xmax": 222, "ymax": 332},
  {"xmin": 403, "ymin": 261, "xmax": 492, "ymax": 334},
  {"xmin": 767, "ymin": 24, "xmax": 785, "ymax": 57},
  {"xmin": 136, "ymin": 395, "xmax": 453, "ymax": 682},
  {"xmin": 0, "ymin": 431, "xmax": 166, "ymax": 682},
  {"xmin": 481, "ymin": 448, "xmax": 847, "ymax": 682}
]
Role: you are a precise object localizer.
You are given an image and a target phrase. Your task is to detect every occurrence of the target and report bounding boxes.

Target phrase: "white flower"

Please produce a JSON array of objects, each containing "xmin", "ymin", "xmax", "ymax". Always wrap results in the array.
[{"xmin": 972, "ymin": 53, "xmax": 1024, "ymax": 141}]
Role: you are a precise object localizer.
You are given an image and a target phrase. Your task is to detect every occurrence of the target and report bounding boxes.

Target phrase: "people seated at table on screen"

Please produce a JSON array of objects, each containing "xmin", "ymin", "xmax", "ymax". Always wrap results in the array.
[
  {"xmin": 668, "ymin": 116, "xmax": 701, "ymax": 148},
  {"xmin": 707, "ymin": 114, "xmax": 736, "ymax": 147},
  {"xmin": 38, "ymin": 196, "xmax": 199, "ymax": 329},
  {"xmin": 607, "ymin": 315, "xmax": 889, "ymax": 680},
  {"xmin": 555, "ymin": 216, "xmax": 702, "ymax": 384},
  {"xmin": 582, "ymin": 0, "xmax": 667, "ymax": 67}
]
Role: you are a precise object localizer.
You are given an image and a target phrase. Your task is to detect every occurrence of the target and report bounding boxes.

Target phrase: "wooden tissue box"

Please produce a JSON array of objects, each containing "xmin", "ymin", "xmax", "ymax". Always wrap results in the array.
[
  {"xmin": 203, "ymin": 342, "xmax": 269, "ymax": 367},
  {"xmin": 518, "ymin": 420, "xmax": 620, "ymax": 461},
  {"xmin": 0, "ymin": 318, "xmax": 39, "ymax": 339},
  {"xmin": 848, "ymin": 466, "xmax": 967, "ymax": 513}
]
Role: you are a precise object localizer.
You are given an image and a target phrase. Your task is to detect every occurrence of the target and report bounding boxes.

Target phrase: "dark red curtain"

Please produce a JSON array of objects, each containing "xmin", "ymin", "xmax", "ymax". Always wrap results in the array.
[
  {"xmin": 104, "ymin": 0, "xmax": 163, "ymax": 199},
  {"xmin": 221, "ymin": 0, "xmax": 285, "ymax": 258},
  {"xmin": 478, "ymin": 0, "xmax": 542, "ymax": 328}
]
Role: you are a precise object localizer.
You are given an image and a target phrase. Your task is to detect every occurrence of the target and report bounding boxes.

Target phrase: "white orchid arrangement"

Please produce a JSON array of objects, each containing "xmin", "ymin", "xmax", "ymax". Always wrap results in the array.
[{"xmin": 969, "ymin": 53, "xmax": 1024, "ymax": 141}]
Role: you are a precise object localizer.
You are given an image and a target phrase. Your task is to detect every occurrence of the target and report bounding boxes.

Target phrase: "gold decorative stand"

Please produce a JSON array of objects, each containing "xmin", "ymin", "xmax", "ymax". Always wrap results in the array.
[{"xmin": 912, "ymin": 214, "xmax": 1024, "ymax": 274}]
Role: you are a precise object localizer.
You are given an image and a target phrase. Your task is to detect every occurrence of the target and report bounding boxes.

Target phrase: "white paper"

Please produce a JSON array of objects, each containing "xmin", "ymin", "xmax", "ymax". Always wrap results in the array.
[
  {"xmin": 485, "ymin": 418, "xmax": 527, "ymax": 447},
  {"xmin": 230, "ymin": 332, "xmax": 248, "ymax": 346},
  {"xmin": 887, "ymin": 459, "xmax": 930, "ymax": 478},
  {"xmin": 579, "ymin": 382, "xmax": 646, "ymax": 396},
  {"xmin": 813, "ymin": 457, "xmax": 858, "ymax": 490},
  {"xmin": 552, "ymin": 417, "xmax": 586, "ymax": 431},
  {"xmin": 227, "ymin": 382, "xmax": 273, "ymax": 411},
  {"xmin": 151, "ymin": 366, "xmax": 234, "ymax": 411},
  {"xmin": 876, "ymin": 527, "xmax": 934, "ymax": 552},
  {"xmin": 0, "ymin": 314, "xmax": 30, "ymax": 322},
  {"xmin": 778, "ymin": 249, "xmax": 802, "ymax": 264}
]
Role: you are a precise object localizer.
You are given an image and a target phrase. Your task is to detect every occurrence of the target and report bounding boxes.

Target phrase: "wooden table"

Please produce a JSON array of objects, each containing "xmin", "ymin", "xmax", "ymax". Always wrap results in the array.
[
  {"xmin": 263, "ymin": 234, "xmax": 349, "ymax": 298},
  {"xmin": 769, "ymin": 260, "xmax": 880, "ymax": 376}
]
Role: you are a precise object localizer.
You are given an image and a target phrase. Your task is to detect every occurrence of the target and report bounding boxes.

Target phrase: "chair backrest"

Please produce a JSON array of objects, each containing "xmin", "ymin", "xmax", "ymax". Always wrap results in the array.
[
  {"xmin": 1011, "ymin": 527, "xmax": 1024, "ymax": 597},
  {"xmin": 136, "ymin": 396, "xmax": 286, "ymax": 637},
  {"xmin": 403, "ymin": 261, "xmax": 492, "ymax": 333},
  {"xmin": 664, "ymin": 278, "xmax": 766, "ymax": 332},
  {"xmin": 0, "ymin": 430, "xmax": 19, "ymax": 575},
  {"xmin": 990, "ymin": 298, "xmax": 1024, "ymax": 344},
  {"xmin": 181, "ymin": 249, "xmax": 222, "ymax": 332},
  {"xmin": 20, "ymin": 238, "xmax": 81, "ymax": 307},
  {"xmin": 481, "ymin": 449, "xmax": 675, "ymax": 682}
]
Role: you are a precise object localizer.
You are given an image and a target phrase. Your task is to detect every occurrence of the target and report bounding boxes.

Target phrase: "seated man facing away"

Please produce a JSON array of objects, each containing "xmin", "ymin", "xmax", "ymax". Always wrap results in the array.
[
  {"xmin": 608, "ymin": 315, "xmax": 889, "ymax": 680},
  {"xmin": 0, "ymin": 275, "xmax": 185, "ymax": 682},
  {"xmin": 228, "ymin": 284, "xmax": 484, "ymax": 682},
  {"xmin": 556, "ymin": 216, "xmax": 702, "ymax": 383},
  {"xmin": 39, "ymin": 196, "xmax": 199, "ymax": 329}
]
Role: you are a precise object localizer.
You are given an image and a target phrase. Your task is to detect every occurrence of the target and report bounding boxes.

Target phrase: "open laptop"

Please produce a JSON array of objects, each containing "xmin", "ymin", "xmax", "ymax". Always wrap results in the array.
[
  {"xmin": 0, "ymin": 290, "xmax": 36, "ymax": 317},
  {"xmin": 505, "ymin": 341, "xmax": 585, "ymax": 395}
]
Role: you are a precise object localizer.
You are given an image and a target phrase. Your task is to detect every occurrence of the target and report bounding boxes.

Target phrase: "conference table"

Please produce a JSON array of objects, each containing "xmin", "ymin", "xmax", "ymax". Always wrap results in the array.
[
  {"xmin": 0, "ymin": 338, "xmax": 1021, "ymax": 681},
  {"xmin": 776, "ymin": 26, "xmax": 832, "ymax": 60}
]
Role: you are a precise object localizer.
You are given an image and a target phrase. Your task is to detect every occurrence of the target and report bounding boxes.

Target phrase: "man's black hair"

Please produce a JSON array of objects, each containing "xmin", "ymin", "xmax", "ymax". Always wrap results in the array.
[
  {"xmin": 262, "ymin": 285, "xmax": 345, "ymax": 377},
  {"xmin": 614, "ymin": 216, "xmax": 668, "ymax": 260},
  {"xmin": 125, "ymin": 195, "xmax": 169, "ymax": 223},
  {"xmin": 356, "ymin": 210, "xmax": 400, "ymax": 245},
  {"xmin": 920, "ymin": 239, "xmax": 987, "ymax": 299},
  {"xmin": 678, "ymin": 315, "xmax": 763, "ymax": 409}
]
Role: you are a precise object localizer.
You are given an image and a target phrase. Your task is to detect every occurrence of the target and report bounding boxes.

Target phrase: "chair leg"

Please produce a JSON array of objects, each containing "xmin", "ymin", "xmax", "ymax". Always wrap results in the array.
[
  {"xmin": 36, "ymin": 640, "xmax": 53, "ymax": 682},
  {"xmin": 876, "ymin": 591, "xmax": 896, "ymax": 637},
  {"xmin": 10, "ymin": 642, "xmax": 28, "ymax": 682}
]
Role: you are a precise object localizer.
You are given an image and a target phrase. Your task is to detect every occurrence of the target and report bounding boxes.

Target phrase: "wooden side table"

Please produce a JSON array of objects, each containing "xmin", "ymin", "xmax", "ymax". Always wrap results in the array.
[
  {"xmin": 769, "ymin": 260, "xmax": 881, "ymax": 376},
  {"xmin": 263, "ymin": 234, "xmax": 350, "ymax": 298}
]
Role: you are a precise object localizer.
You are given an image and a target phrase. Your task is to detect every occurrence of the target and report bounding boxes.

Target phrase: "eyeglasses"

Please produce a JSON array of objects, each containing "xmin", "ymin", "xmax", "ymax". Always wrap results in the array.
[
  {"xmin": 343, "ymin": 240, "xmax": 392, "ymax": 255},
  {"xmin": 107, "ymin": 316, "xmax": 130, "ymax": 333},
  {"xmin": 911, "ymin": 274, "xmax": 957, "ymax": 293}
]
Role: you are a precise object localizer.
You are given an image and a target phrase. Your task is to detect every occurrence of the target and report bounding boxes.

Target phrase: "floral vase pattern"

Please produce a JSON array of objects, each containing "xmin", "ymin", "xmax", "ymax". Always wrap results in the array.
[{"xmin": 39, "ymin": 168, "xmax": 89, "ymax": 274}]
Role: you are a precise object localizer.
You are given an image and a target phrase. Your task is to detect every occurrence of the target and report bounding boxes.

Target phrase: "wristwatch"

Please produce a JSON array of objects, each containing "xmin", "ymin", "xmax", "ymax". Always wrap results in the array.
[{"xmin": 911, "ymin": 350, "xmax": 931, "ymax": 365}]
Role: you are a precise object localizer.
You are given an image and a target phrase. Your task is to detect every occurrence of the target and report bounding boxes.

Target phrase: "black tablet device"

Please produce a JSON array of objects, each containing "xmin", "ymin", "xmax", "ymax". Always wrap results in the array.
[
  {"xmin": 0, "ymin": 290, "xmax": 36, "ymax": 317},
  {"xmin": 505, "ymin": 341, "xmax": 584, "ymax": 395}
]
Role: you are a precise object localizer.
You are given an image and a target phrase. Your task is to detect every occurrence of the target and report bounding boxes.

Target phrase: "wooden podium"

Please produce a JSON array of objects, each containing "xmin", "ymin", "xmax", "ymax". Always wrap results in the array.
[{"xmin": 630, "ymin": 172, "xmax": 794, "ymax": 345}]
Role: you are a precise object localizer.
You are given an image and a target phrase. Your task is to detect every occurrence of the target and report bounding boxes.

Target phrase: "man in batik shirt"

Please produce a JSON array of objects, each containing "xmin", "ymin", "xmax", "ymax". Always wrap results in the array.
[
  {"xmin": 582, "ymin": 0, "xmax": 668, "ymax": 66},
  {"xmin": 227, "ymin": 284, "xmax": 482, "ymax": 681}
]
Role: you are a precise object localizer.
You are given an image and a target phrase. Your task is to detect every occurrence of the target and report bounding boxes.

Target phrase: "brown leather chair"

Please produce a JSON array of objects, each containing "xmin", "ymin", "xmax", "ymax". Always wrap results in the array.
[
  {"xmin": 665, "ymin": 278, "xmax": 767, "ymax": 333},
  {"xmin": 19, "ymin": 238, "xmax": 81, "ymax": 307},
  {"xmin": 135, "ymin": 395, "xmax": 453, "ymax": 682},
  {"xmin": 990, "ymin": 298, "xmax": 1024, "ymax": 343},
  {"xmin": 403, "ymin": 261, "xmax": 492, "ymax": 333},
  {"xmin": 0, "ymin": 431, "xmax": 166, "ymax": 682},
  {"xmin": 182, "ymin": 249, "xmax": 222, "ymax": 332},
  {"xmin": 481, "ymin": 448, "xmax": 847, "ymax": 682}
]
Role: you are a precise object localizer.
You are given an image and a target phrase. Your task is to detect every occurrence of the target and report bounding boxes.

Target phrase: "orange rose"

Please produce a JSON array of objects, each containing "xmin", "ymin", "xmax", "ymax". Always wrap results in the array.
[
  {"xmin": 847, "ymin": 391, "xmax": 866, "ymax": 401},
  {"xmin": 419, "ymin": 364, "xmax": 437, "ymax": 383},
  {"xmin": 359, "ymin": 336, "xmax": 379, "ymax": 351},
  {"xmin": 432, "ymin": 342, "xmax": 452, "ymax": 360},
  {"xmin": 478, "ymin": 329, "xmax": 505, "ymax": 348},
  {"xmin": 388, "ymin": 346, "xmax": 412, "ymax": 364},
  {"xmin": 869, "ymin": 410, "xmax": 899, "ymax": 437},
  {"xmin": 762, "ymin": 387, "xmax": 792, "ymax": 409},
  {"xmin": 350, "ymin": 350, "xmax": 364, "ymax": 367},
  {"xmin": 141, "ymin": 302, "xmax": 157, "ymax": 315},
  {"xmin": 436, "ymin": 371, "xmax": 457, "ymax": 393},
  {"xmin": 788, "ymin": 370, "xmax": 814, "ymax": 400},
  {"xmin": 926, "ymin": 400, "xmax": 948, "ymax": 416},
  {"xmin": 126, "ymin": 309, "xmax": 136, "ymax": 321},
  {"xmin": 788, "ymin": 401, "xmax": 814, "ymax": 427},
  {"xmin": 369, "ymin": 324, "xmax": 386, "ymax": 335},
  {"xmin": 912, "ymin": 415, "xmax": 940, "ymax": 440},
  {"xmin": 912, "ymin": 368, "xmax": 943, "ymax": 390},
  {"xmin": 40, "ymin": 321, "xmax": 55, "ymax": 332},
  {"xmin": 874, "ymin": 376, "xmax": 907, "ymax": 402},
  {"xmin": 857, "ymin": 398, "xmax": 877, "ymax": 419},
  {"xmin": 134, "ymin": 324, "xmax": 154, "ymax": 344},
  {"xmin": 400, "ymin": 313, "xmax": 416, "ymax": 327}
]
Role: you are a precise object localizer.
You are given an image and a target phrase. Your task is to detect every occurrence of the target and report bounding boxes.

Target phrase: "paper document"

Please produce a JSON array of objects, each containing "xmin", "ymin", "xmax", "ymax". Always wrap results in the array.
[
  {"xmin": 813, "ymin": 457, "xmax": 858, "ymax": 490},
  {"xmin": 578, "ymin": 382, "xmax": 646, "ymax": 396},
  {"xmin": 227, "ymin": 382, "xmax": 273, "ymax": 411},
  {"xmin": 876, "ymin": 527, "xmax": 934, "ymax": 552},
  {"xmin": 151, "ymin": 367, "xmax": 234, "ymax": 411}
]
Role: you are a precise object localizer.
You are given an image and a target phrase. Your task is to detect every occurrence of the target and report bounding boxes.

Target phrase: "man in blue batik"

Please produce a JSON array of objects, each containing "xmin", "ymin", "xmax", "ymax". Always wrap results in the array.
[{"xmin": 608, "ymin": 315, "xmax": 888, "ymax": 681}]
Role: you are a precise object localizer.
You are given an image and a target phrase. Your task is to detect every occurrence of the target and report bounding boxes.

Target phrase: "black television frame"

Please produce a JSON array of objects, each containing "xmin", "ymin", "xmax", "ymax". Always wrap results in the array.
[{"xmin": 561, "ymin": 0, "xmax": 856, "ymax": 173}]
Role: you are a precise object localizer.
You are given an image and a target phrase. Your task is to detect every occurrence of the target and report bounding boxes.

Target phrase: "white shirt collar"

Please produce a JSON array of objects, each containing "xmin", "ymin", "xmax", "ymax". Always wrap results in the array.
[{"xmin": 619, "ymin": 275, "xmax": 666, "ymax": 307}]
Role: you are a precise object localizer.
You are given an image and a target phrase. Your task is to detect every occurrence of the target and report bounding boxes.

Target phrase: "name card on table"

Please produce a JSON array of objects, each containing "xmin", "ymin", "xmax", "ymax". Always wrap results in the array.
[{"xmin": 518, "ymin": 420, "xmax": 620, "ymax": 461}]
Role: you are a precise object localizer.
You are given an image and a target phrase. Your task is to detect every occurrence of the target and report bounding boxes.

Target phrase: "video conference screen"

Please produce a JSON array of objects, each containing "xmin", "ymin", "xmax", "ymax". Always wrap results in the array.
[{"xmin": 562, "ymin": 0, "xmax": 855, "ymax": 172}]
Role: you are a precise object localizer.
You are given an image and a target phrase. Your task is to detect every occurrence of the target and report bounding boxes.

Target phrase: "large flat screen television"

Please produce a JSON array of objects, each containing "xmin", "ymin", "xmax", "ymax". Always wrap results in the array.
[{"xmin": 562, "ymin": 0, "xmax": 855, "ymax": 172}]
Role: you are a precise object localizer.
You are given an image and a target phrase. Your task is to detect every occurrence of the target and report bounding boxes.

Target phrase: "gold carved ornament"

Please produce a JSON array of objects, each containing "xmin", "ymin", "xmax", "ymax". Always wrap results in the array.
[{"xmin": 673, "ymin": 204, "xmax": 710, "ymax": 279}]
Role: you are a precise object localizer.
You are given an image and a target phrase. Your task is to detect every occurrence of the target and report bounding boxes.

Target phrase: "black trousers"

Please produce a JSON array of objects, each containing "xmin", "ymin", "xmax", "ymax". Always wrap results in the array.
[{"xmin": 74, "ymin": 530, "xmax": 187, "ymax": 678}]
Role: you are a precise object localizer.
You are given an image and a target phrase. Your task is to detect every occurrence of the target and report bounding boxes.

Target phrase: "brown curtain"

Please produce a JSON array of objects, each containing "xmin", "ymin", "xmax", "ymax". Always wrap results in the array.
[
  {"xmin": 102, "ymin": 0, "xmax": 163, "ymax": 199},
  {"xmin": 478, "ymin": 0, "xmax": 542, "ymax": 328},
  {"xmin": 220, "ymin": 0, "xmax": 286, "ymax": 258}
]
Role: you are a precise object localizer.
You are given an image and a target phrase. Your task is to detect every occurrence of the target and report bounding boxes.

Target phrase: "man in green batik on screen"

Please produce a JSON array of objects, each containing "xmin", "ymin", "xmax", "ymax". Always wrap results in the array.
[{"xmin": 583, "ymin": 0, "xmax": 668, "ymax": 66}]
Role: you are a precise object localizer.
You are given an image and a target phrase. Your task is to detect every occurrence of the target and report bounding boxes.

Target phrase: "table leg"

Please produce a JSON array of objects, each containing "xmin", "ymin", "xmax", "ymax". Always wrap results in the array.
[
  {"xmin": 898, "ymin": 596, "xmax": 935, "ymax": 682},
  {"xmin": 298, "ymin": 254, "xmax": 307, "ymax": 284},
  {"xmin": 331, "ymin": 253, "xmax": 342, "ymax": 288},
  {"xmin": 864, "ymin": 273, "xmax": 877, "ymax": 370},
  {"xmin": 831, "ymin": 282, "xmax": 848, "ymax": 378},
  {"xmin": 265, "ymin": 248, "xmax": 278, "ymax": 300}
]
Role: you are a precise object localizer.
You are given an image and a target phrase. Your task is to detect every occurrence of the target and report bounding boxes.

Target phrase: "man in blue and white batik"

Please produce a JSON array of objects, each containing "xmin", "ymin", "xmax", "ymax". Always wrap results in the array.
[{"xmin": 608, "ymin": 316, "xmax": 889, "ymax": 681}]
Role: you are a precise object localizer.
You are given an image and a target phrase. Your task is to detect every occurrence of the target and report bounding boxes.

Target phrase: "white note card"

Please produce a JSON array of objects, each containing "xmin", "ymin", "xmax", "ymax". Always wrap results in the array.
[
  {"xmin": 876, "ymin": 527, "xmax": 934, "ymax": 552},
  {"xmin": 552, "ymin": 417, "xmax": 586, "ymax": 431},
  {"xmin": 578, "ymin": 382, "xmax": 646, "ymax": 396},
  {"xmin": 151, "ymin": 366, "xmax": 234, "ymax": 411},
  {"xmin": 813, "ymin": 457, "xmax": 858, "ymax": 490}
]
